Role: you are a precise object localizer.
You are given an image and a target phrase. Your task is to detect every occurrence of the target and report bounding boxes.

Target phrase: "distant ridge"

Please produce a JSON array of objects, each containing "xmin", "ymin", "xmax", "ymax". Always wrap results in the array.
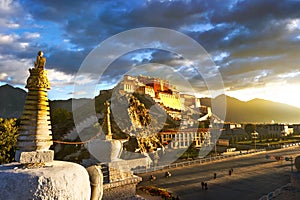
[
  {"xmin": 0, "ymin": 84, "xmax": 26, "ymax": 118},
  {"xmin": 1, "ymin": 84, "xmax": 300, "ymax": 123},
  {"xmin": 200, "ymin": 95, "xmax": 300, "ymax": 123},
  {"xmin": 0, "ymin": 84, "xmax": 89, "ymax": 118},
  {"xmin": 50, "ymin": 98, "xmax": 92, "ymax": 113}
]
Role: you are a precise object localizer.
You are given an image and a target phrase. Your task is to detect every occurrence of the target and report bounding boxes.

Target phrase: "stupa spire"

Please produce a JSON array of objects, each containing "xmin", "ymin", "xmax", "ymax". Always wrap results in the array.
[
  {"xmin": 102, "ymin": 101, "xmax": 112, "ymax": 140},
  {"xmin": 15, "ymin": 51, "xmax": 54, "ymax": 164}
]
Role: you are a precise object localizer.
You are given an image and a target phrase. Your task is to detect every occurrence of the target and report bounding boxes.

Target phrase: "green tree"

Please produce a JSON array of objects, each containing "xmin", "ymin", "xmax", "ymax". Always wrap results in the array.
[
  {"xmin": 230, "ymin": 136, "xmax": 235, "ymax": 145},
  {"xmin": 50, "ymin": 108, "xmax": 74, "ymax": 140},
  {"xmin": 180, "ymin": 142, "xmax": 199, "ymax": 159},
  {"xmin": 245, "ymin": 124, "xmax": 256, "ymax": 134},
  {"xmin": 51, "ymin": 108, "xmax": 73, "ymax": 125},
  {"xmin": 0, "ymin": 118, "xmax": 19, "ymax": 164}
]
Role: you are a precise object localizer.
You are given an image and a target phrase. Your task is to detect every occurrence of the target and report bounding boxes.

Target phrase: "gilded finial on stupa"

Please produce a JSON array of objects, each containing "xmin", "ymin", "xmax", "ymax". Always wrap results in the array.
[
  {"xmin": 102, "ymin": 101, "xmax": 112, "ymax": 140},
  {"xmin": 34, "ymin": 51, "xmax": 46, "ymax": 69},
  {"xmin": 26, "ymin": 51, "xmax": 50, "ymax": 90}
]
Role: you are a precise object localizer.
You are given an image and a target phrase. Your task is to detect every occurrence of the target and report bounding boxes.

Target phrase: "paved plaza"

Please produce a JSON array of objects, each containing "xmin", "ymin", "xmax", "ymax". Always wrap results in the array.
[{"xmin": 138, "ymin": 147, "xmax": 300, "ymax": 200}]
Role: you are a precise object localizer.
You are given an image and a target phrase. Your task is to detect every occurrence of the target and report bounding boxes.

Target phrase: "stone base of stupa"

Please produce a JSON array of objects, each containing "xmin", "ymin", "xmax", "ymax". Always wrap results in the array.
[
  {"xmin": 15, "ymin": 150, "xmax": 54, "ymax": 164},
  {"xmin": 0, "ymin": 161, "xmax": 91, "ymax": 200}
]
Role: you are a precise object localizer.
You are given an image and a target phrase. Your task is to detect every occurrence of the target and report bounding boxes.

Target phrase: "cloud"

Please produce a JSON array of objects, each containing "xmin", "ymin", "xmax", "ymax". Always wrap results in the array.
[
  {"xmin": 0, "ymin": 0, "xmax": 22, "ymax": 15},
  {"xmin": 0, "ymin": 33, "xmax": 17, "ymax": 44},
  {"xmin": 47, "ymin": 69, "xmax": 75, "ymax": 87},
  {"xmin": 23, "ymin": 32, "xmax": 40, "ymax": 39},
  {"xmin": 1, "ymin": 0, "xmax": 300, "ymax": 102},
  {"xmin": 0, "ymin": 54, "xmax": 31, "ymax": 85},
  {"xmin": 45, "ymin": 50, "xmax": 88, "ymax": 74}
]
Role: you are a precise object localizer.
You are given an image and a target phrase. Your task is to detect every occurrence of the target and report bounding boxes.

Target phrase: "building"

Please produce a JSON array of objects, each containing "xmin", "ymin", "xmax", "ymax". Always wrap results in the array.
[
  {"xmin": 136, "ymin": 85, "xmax": 155, "ymax": 98},
  {"xmin": 122, "ymin": 75, "xmax": 139, "ymax": 93},
  {"xmin": 217, "ymin": 139, "xmax": 230, "ymax": 146},
  {"xmin": 222, "ymin": 122, "xmax": 244, "ymax": 135},
  {"xmin": 137, "ymin": 75, "xmax": 170, "ymax": 95},
  {"xmin": 256, "ymin": 123, "xmax": 293, "ymax": 136},
  {"xmin": 120, "ymin": 75, "xmax": 182, "ymax": 111},
  {"xmin": 118, "ymin": 74, "xmax": 213, "ymax": 123},
  {"xmin": 180, "ymin": 94, "xmax": 201, "ymax": 108},
  {"xmin": 292, "ymin": 124, "xmax": 300, "ymax": 134},
  {"xmin": 159, "ymin": 92, "xmax": 182, "ymax": 111},
  {"xmin": 160, "ymin": 128, "xmax": 210, "ymax": 149}
]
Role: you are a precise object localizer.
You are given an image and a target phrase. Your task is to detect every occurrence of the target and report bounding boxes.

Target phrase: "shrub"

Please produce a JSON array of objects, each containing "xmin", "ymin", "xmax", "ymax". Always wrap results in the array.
[{"xmin": 0, "ymin": 118, "xmax": 19, "ymax": 164}]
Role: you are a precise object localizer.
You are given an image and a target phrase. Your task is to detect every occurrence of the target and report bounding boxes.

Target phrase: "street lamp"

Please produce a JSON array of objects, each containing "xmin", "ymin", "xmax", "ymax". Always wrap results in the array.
[
  {"xmin": 285, "ymin": 156, "xmax": 294, "ymax": 172},
  {"xmin": 251, "ymin": 131, "xmax": 259, "ymax": 151}
]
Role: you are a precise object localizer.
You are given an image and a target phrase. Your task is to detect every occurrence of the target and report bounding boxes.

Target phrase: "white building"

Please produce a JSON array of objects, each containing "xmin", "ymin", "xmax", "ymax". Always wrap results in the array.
[{"xmin": 160, "ymin": 128, "xmax": 210, "ymax": 149}]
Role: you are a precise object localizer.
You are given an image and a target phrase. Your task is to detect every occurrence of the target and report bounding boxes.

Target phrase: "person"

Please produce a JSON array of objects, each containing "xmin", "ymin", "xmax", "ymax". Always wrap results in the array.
[
  {"xmin": 214, "ymin": 173, "xmax": 217, "ymax": 179},
  {"xmin": 229, "ymin": 169, "xmax": 232, "ymax": 176},
  {"xmin": 201, "ymin": 181, "xmax": 205, "ymax": 190},
  {"xmin": 34, "ymin": 51, "xmax": 46, "ymax": 69},
  {"xmin": 165, "ymin": 171, "xmax": 171, "ymax": 177},
  {"xmin": 204, "ymin": 182, "xmax": 208, "ymax": 190},
  {"xmin": 150, "ymin": 174, "xmax": 156, "ymax": 181}
]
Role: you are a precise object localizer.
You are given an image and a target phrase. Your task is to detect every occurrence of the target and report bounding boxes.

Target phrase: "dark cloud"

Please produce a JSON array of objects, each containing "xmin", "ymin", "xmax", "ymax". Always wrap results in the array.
[
  {"xmin": 21, "ymin": 0, "xmax": 90, "ymax": 22},
  {"xmin": 46, "ymin": 49, "xmax": 89, "ymax": 73},
  {"xmin": 2, "ymin": 0, "xmax": 300, "ymax": 100},
  {"xmin": 211, "ymin": 0, "xmax": 300, "ymax": 26}
]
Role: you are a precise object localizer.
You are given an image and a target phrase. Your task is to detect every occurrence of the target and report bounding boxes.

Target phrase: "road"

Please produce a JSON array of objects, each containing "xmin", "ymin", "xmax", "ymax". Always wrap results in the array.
[{"xmin": 137, "ymin": 147, "xmax": 300, "ymax": 200}]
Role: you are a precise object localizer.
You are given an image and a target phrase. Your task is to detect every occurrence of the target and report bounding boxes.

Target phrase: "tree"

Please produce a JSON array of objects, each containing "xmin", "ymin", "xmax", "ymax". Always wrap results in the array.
[
  {"xmin": 245, "ymin": 124, "xmax": 256, "ymax": 134},
  {"xmin": 51, "ymin": 108, "xmax": 73, "ymax": 125},
  {"xmin": 50, "ymin": 108, "xmax": 74, "ymax": 140},
  {"xmin": 0, "ymin": 118, "xmax": 19, "ymax": 164},
  {"xmin": 180, "ymin": 142, "xmax": 199, "ymax": 159}
]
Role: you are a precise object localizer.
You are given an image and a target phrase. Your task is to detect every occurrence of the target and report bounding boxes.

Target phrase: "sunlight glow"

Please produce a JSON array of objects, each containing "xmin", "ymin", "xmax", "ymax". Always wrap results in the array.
[{"xmin": 226, "ymin": 82, "xmax": 300, "ymax": 108}]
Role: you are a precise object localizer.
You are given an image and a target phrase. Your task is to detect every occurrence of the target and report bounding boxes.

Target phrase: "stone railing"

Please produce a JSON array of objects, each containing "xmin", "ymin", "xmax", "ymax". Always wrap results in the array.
[
  {"xmin": 281, "ymin": 142, "xmax": 300, "ymax": 149},
  {"xmin": 258, "ymin": 183, "xmax": 292, "ymax": 200},
  {"xmin": 133, "ymin": 140, "xmax": 300, "ymax": 174},
  {"xmin": 133, "ymin": 149, "xmax": 266, "ymax": 174}
]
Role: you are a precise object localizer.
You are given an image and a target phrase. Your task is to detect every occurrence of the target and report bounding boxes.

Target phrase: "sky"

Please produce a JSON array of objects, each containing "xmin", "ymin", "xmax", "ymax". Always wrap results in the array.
[{"xmin": 1, "ymin": 0, "xmax": 300, "ymax": 108}]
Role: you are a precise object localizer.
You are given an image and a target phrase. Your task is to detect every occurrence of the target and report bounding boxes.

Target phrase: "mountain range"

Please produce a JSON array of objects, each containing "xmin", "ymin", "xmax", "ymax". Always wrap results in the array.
[
  {"xmin": 0, "ymin": 84, "xmax": 26, "ymax": 118},
  {"xmin": 200, "ymin": 95, "xmax": 300, "ymax": 123},
  {"xmin": 1, "ymin": 84, "xmax": 300, "ymax": 124}
]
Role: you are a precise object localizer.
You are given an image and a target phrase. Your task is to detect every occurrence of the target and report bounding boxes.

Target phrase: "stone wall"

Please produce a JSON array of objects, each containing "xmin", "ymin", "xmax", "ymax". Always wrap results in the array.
[
  {"xmin": 159, "ymin": 92, "xmax": 182, "ymax": 110},
  {"xmin": 102, "ymin": 176, "xmax": 142, "ymax": 200}
]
